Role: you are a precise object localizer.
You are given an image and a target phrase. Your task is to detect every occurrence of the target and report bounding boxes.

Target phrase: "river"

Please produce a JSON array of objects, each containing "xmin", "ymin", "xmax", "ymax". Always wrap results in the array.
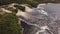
[{"xmin": 20, "ymin": 3, "xmax": 60, "ymax": 34}]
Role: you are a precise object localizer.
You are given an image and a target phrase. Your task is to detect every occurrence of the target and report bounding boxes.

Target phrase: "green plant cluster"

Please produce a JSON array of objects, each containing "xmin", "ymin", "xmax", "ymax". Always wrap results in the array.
[
  {"xmin": 0, "ymin": 0, "xmax": 59, "ymax": 7},
  {"xmin": 0, "ymin": 13, "xmax": 22, "ymax": 34}
]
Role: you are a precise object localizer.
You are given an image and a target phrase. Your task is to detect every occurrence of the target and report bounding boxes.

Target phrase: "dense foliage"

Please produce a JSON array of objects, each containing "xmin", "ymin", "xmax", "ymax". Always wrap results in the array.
[
  {"xmin": 0, "ymin": 0, "xmax": 59, "ymax": 7},
  {"xmin": 0, "ymin": 13, "xmax": 22, "ymax": 34}
]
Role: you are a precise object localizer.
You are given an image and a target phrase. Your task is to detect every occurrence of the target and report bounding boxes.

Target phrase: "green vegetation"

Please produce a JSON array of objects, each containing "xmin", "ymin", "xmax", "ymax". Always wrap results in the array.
[
  {"xmin": 0, "ymin": 0, "xmax": 60, "ymax": 7},
  {"xmin": 0, "ymin": 13, "xmax": 22, "ymax": 34}
]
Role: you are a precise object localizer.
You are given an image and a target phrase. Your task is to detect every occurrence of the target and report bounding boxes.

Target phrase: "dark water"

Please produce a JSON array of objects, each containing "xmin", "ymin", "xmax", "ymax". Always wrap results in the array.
[{"xmin": 20, "ymin": 3, "xmax": 60, "ymax": 34}]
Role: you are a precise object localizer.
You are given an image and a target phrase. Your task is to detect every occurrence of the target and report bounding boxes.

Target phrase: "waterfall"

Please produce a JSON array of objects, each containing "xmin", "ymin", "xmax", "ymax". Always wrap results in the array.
[{"xmin": 15, "ymin": 4, "xmax": 59, "ymax": 34}]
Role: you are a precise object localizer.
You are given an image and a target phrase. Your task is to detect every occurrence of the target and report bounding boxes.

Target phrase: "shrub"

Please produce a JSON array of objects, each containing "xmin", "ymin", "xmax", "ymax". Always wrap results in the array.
[{"xmin": 0, "ymin": 13, "xmax": 22, "ymax": 34}]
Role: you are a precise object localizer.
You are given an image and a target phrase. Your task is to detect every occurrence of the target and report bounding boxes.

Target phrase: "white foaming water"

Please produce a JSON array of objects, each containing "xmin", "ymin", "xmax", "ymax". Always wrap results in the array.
[
  {"xmin": 37, "ymin": 4, "xmax": 48, "ymax": 16},
  {"xmin": 19, "ymin": 17, "xmax": 53, "ymax": 34},
  {"xmin": 19, "ymin": 18, "xmax": 40, "ymax": 28},
  {"xmin": 17, "ymin": 10, "xmax": 48, "ymax": 34},
  {"xmin": 18, "ymin": 4, "xmax": 48, "ymax": 16},
  {"xmin": 36, "ymin": 26, "xmax": 54, "ymax": 34},
  {"xmin": 16, "ymin": 9, "xmax": 47, "ymax": 20},
  {"xmin": 37, "ymin": 3, "xmax": 47, "ymax": 8},
  {"xmin": 8, "ymin": 3, "xmax": 18, "ymax": 9},
  {"xmin": 37, "ymin": 9, "xmax": 48, "ymax": 16},
  {"xmin": 1, "ymin": 8, "xmax": 12, "ymax": 13},
  {"xmin": 36, "ymin": 30, "xmax": 45, "ymax": 34},
  {"xmin": 20, "ymin": 18, "xmax": 52, "ymax": 34},
  {"xmin": 0, "ymin": 3, "xmax": 19, "ymax": 14},
  {"xmin": 33, "ymin": 8, "xmax": 48, "ymax": 16},
  {"xmin": 19, "ymin": 10, "xmax": 49, "ymax": 34},
  {"xmin": 20, "ymin": 4, "xmax": 33, "ymax": 12},
  {"xmin": 16, "ymin": 4, "xmax": 52, "ymax": 34}
]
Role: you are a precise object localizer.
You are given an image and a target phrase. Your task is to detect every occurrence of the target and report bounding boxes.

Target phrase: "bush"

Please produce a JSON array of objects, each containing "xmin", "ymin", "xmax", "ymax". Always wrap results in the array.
[{"xmin": 0, "ymin": 13, "xmax": 22, "ymax": 34}]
